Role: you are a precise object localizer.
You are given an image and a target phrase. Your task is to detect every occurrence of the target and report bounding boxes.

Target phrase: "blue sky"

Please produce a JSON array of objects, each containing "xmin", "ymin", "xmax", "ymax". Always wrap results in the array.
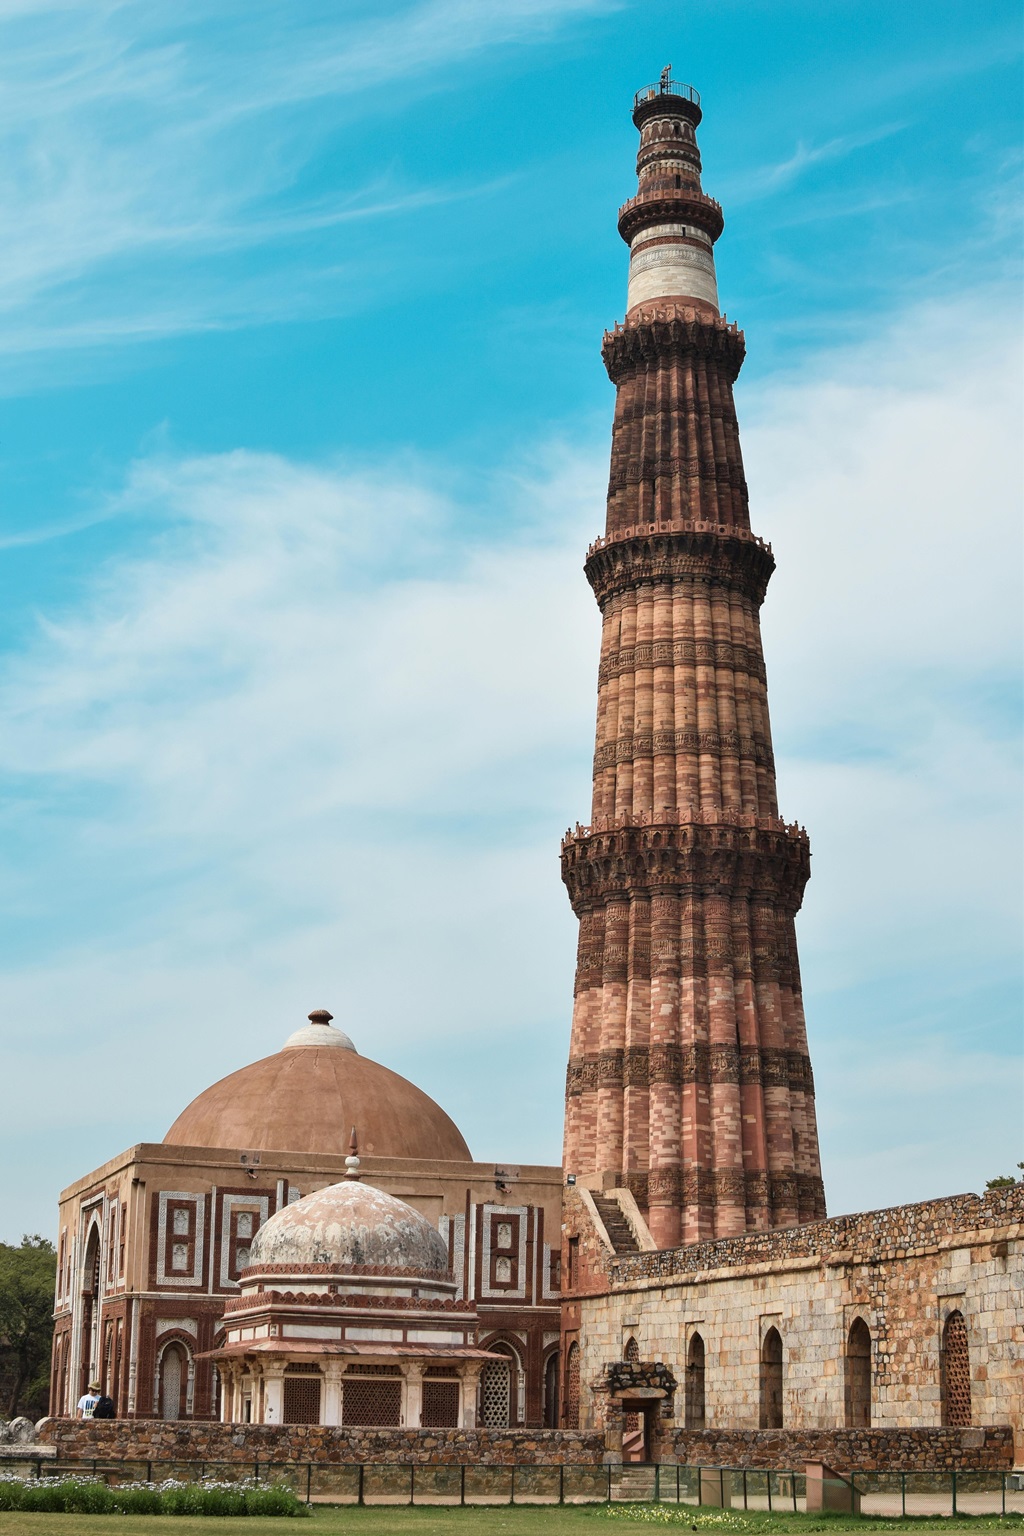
[{"xmin": 1, "ymin": 0, "xmax": 1021, "ymax": 1239}]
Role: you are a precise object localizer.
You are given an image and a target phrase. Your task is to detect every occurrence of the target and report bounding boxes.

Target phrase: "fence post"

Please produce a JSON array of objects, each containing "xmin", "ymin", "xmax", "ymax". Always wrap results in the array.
[
  {"xmin": 901, "ymin": 1471, "xmax": 906, "ymax": 1518},
  {"xmin": 767, "ymin": 1471, "xmax": 772, "ymax": 1512},
  {"xmin": 357, "ymin": 1464, "xmax": 364, "ymax": 1507},
  {"xmin": 792, "ymin": 1467, "xmax": 797, "ymax": 1512},
  {"xmin": 510, "ymin": 1463, "xmax": 515, "ymax": 1505},
  {"xmin": 607, "ymin": 1463, "xmax": 612, "ymax": 1503},
  {"xmin": 253, "ymin": 1460, "xmax": 259, "ymax": 1484},
  {"xmin": 655, "ymin": 1464, "xmax": 660, "ymax": 1503},
  {"xmin": 952, "ymin": 1468, "xmax": 957, "ymax": 1517},
  {"xmin": 1002, "ymin": 1473, "xmax": 1006, "ymax": 1517},
  {"xmin": 34, "ymin": 1458, "xmax": 41, "ymax": 1481},
  {"xmin": 676, "ymin": 1465, "xmax": 680, "ymax": 1503},
  {"xmin": 559, "ymin": 1464, "xmax": 564, "ymax": 1505},
  {"xmin": 306, "ymin": 1463, "xmax": 311, "ymax": 1505},
  {"xmin": 460, "ymin": 1464, "xmax": 465, "ymax": 1506},
  {"xmin": 409, "ymin": 1464, "xmax": 415, "ymax": 1505},
  {"xmin": 742, "ymin": 1470, "xmax": 747, "ymax": 1510},
  {"xmin": 146, "ymin": 1460, "xmax": 152, "ymax": 1484}
]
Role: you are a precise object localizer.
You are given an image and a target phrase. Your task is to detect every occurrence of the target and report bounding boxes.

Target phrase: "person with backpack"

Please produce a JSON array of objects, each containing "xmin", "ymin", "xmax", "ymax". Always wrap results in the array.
[{"xmin": 93, "ymin": 1391, "xmax": 116, "ymax": 1420}]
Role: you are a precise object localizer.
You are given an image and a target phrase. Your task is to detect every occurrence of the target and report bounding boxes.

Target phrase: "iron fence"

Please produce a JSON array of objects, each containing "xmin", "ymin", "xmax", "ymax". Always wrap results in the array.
[{"xmin": 5, "ymin": 1457, "xmax": 1021, "ymax": 1515}]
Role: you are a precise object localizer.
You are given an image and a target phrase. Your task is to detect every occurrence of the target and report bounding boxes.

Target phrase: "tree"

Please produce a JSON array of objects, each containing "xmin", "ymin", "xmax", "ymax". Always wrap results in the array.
[
  {"xmin": 985, "ymin": 1163, "xmax": 1024, "ymax": 1191},
  {"xmin": 0, "ymin": 1236, "xmax": 56, "ymax": 1420}
]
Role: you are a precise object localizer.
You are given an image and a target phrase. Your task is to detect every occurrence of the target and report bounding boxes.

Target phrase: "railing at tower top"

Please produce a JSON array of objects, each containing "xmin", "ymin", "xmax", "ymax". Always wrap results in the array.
[{"xmin": 634, "ymin": 80, "xmax": 700, "ymax": 110}]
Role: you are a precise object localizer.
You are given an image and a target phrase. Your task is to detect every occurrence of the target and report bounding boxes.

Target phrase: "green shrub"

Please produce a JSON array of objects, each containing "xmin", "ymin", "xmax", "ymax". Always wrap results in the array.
[{"xmin": 0, "ymin": 1472, "xmax": 310, "ymax": 1517}]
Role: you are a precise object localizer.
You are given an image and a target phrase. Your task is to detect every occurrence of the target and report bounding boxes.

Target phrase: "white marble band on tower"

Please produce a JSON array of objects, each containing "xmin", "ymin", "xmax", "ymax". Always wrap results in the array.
[{"xmin": 627, "ymin": 233, "xmax": 719, "ymax": 312}]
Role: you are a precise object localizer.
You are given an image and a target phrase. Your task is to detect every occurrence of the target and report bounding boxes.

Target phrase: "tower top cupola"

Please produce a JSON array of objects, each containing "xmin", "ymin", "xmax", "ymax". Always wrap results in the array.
[{"xmin": 619, "ymin": 71, "xmax": 723, "ymax": 317}]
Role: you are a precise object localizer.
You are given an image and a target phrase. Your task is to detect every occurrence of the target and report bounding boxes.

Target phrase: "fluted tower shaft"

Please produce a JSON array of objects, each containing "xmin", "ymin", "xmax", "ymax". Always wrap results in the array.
[{"xmin": 562, "ymin": 79, "xmax": 825, "ymax": 1248}]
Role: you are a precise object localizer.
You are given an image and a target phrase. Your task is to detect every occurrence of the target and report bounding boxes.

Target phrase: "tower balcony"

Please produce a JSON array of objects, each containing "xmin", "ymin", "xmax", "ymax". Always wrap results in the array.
[
  {"xmin": 617, "ymin": 186, "xmax": 724, "ymax": 244},
  {"xmin": 632, "ymin": 80, "xmax": 702, "ymax": 130}
]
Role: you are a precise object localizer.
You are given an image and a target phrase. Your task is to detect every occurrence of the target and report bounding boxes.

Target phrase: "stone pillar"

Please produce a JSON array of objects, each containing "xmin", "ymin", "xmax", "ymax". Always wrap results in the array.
[
  {"xmin": 323, "ymin": 1364, "xmax": 344, "ymax": 1427},
  {"xmin": 216, "ymin": 1366, "xmax": 232, "ymax": 1423},
  {"xmin": 404, "ymin": 1363, "xmax": 424, "ymax": 1429},
  {"xmin": 260, "ymin": 1370, "xmax": 284, "ymax": 1425},
  {"xmin": 461, "ymin": 1364, "xmax": 483, "ymax": 1430}
]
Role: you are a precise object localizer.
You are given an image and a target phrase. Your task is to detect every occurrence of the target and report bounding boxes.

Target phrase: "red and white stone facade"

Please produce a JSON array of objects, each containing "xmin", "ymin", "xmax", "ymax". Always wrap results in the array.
[
  {"xmin": 562, "ymin": 77, "xmax": 825, "ymax": 1249},
  {"xmin": 50, "ymin": 1014, "xmax": 562, "ymax": 1428}
]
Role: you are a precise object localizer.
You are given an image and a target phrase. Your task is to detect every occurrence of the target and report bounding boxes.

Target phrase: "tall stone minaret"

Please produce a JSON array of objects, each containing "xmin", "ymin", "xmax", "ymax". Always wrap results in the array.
[{"xmin": 561, "ymin": 75, "xmax": 825, "ymax": 1249}]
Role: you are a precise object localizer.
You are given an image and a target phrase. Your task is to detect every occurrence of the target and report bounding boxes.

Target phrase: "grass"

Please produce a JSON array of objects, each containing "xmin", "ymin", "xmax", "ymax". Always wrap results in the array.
[{"xmin": 0, "ymin": 1504, "xmax": 1022, "ymax": 1534}]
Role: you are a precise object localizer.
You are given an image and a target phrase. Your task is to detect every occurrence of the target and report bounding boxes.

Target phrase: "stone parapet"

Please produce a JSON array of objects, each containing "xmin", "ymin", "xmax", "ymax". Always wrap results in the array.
[
  {"xmin": 609, "ymin": 1184, "xmax": 1024, "ymax": 1287},
  {"xmin": 36, "ymin": 1420, "xmax": 605, "ymax": 1466},
  {"xmin": 665, "ymin": 1427, "xmax": 1014, "ymax": 1472}
]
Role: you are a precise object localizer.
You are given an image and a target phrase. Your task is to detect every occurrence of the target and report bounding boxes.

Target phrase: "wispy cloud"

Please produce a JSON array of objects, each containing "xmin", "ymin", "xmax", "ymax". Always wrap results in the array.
[
  {"xmin": 0, "ymin": 0, "xmax": 611, "ymax": 358},
  {"xmin": 724, "ymin": 122, "xmax": 906, "ymax": 203}
]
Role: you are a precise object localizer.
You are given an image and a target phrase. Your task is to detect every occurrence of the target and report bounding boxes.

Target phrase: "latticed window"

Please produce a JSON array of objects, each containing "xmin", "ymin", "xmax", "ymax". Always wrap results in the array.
[
  {"xmin": 342, "ymin": 1376, "xmax": 401, "ymax": 1426},
  {"xmin": 942, "ymin": 1311, "xmax": 972, "ymax": 1427},
  {"xmin": 282, "ymin": 1373, "xmax": 321, "ymax": 1425},
  {"xmin": 622, "ymin": 1337, "xmax": 641, "ymax": 1435},
  {"xmin": 479, "ymin": 1358, "xmax": 511, "ymax": 1428},
  {"xmin": 422, "ymin": 1380, "xmax": 459, "ymax": 1428},
  {"xmin": 565, "ymin": 1342, "xmax": 581, "ymax": 1429}
]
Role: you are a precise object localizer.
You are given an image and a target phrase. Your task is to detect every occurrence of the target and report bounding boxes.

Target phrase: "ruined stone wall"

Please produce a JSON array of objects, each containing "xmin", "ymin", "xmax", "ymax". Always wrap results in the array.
[
  {"xmin": 37, "ymin": 1419, "xmax": 604, "ymax": 1466},
  {"xmin": 666, "ymin": 1427, "xmax": 1013, "ymax": 1472},
  {"xmin": 575, "ymin": 1186, "xmax": 1023, "ymax": 1459}
]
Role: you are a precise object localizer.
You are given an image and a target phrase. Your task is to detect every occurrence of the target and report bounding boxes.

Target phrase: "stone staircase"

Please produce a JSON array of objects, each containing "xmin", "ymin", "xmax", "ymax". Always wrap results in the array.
[{"xmin": 592, "ymin": 1192, "xmax": 640, "ymax": 1254}]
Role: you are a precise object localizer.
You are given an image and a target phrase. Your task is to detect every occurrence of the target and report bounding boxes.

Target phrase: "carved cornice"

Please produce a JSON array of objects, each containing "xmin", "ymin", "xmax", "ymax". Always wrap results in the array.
[
  {"xmin": 560, "ymin": 817, "xmax": 810, "ymax": 914},
  {"xmin": 584, "ymin": 527, "xmax": 775, "ymax": 608},
  {"xmin": 603, "ymin": 308, "xmax": 743, "ymax": 384}
]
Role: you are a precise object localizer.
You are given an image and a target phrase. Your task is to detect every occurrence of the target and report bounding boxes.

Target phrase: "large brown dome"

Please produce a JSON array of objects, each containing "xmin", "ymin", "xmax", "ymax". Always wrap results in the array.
[{"xmin": 163, "ymin": 1010, "xmax": 472, "ymax": 1161}]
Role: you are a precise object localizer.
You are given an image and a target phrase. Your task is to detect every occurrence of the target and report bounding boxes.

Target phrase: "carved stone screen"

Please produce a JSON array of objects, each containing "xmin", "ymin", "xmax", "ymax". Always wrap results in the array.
[
  {"xmin": 282, "ymin": 1375, "xmax": 321, "ymax": 1425},
  {"xmin": 421, "ymin": 1380, "xmax": 460, "ymax": 1428},
  {"xmin": 341, "ymin": 1377, "xmax": 401, "ymax": 1427}
]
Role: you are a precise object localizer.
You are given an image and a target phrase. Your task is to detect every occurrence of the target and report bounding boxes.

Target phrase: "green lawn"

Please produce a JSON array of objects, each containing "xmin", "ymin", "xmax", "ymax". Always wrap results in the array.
[{"xmin": 1, "ymin": 1506, "xmax": 1022, "ymax": 1535}]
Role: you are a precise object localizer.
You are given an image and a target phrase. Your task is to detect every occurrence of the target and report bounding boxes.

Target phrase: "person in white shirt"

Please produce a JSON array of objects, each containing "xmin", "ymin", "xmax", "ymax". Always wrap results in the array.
[{"xmin": 76, "ymin": 1381, "xmax": 101, "ymax": 1419}]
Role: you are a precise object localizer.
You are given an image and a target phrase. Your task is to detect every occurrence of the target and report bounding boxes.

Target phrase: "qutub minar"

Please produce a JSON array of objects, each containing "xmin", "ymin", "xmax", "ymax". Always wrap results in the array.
[
  {"xmin": 44, "ymin": 73, "xmax": 1020, "ymax": 1480},
  {"xmin": 561, "ymin": 72, "xmax": 823, "ymax": 1248}
]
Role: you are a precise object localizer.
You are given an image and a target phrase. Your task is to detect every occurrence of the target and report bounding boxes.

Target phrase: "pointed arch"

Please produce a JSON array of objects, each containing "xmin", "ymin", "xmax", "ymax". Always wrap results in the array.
[
  {"xmin": 759, "ymin": 1326, "xmax": 783, "ymax": 1429},
  {"xmin": 685, "ymin": 1331, "xmax": 706, "ymax": 1429},
  {"xmin": 941, "ymin": 1311, "xmax": 972, "ymax": 1426},
  {"xmin": 624, "ymin": 1336, "xmax": 640, "ymax": 1364},
  {"xmin": 543, "ymin": 1348, "xmax": 560, "ymax": 1428},
  {"xmin": 845, "ymin": 1317, "xmax": 871, "ymax": 1427},
  {"xmin": 78, "ymin": 1220, "xmax": 102, "ymax": 1400}
]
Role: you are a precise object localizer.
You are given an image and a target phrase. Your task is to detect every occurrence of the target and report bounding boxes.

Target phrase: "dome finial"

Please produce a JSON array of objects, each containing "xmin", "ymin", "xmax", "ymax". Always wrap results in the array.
[
  {"xmin": 308, "ymin": 1008, "xmax": 333, "ymax": 1025},
  {"xmin": 345, "ymin": 1126, "xmax": 361, "ymax": 1180}
]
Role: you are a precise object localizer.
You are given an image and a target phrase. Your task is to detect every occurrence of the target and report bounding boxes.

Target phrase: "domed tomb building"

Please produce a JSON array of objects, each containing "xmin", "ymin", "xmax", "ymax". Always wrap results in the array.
[
  {"xmin": 208, "ymin": 1178, "xmax": 500, "ymax": 1429},
  {"xmin": 51, "ymin": 1011, "xmax": 563, "ymax": 1429}
]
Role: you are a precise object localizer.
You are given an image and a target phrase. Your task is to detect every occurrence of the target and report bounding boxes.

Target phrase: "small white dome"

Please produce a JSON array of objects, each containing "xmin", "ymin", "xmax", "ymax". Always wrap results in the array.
[
  {"xmin": 248, "ymin": 1181, "xmax": 450, "ymax": 1276},
  {"xmin": 283, "ymin": 1008, "xmax": 356, "ymax": 1052}
]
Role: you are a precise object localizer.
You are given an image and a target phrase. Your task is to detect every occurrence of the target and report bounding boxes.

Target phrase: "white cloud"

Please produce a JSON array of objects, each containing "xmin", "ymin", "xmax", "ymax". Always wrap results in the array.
[{"xmin": 0, "ymin": 294, "xmax": 1020, "ymax": 1239}]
